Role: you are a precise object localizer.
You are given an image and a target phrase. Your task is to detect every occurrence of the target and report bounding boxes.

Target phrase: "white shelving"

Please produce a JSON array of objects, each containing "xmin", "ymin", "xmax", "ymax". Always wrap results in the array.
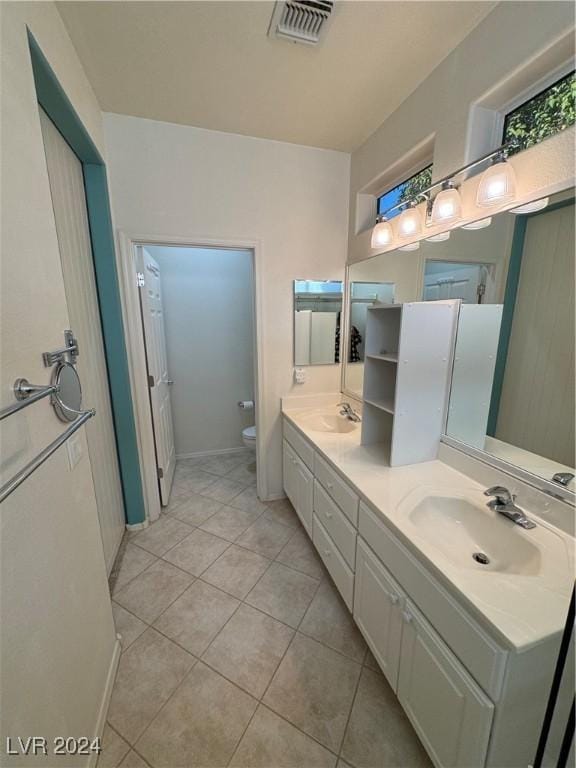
[{"xmin": 361, "ymin": 300, "xmax": 459, "ymax": 466}]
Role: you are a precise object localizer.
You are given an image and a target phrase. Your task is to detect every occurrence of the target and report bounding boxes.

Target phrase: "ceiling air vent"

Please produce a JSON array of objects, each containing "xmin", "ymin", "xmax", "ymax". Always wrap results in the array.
[{"xmin": 268, "ymin": 1, "xmax": 335, "ymax": 46}]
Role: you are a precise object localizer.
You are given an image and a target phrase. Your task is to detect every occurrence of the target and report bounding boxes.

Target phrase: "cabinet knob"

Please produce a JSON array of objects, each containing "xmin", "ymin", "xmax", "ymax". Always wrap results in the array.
[
  {"xmin": 325, "ymin": 511, "xmax": 333, "ymax": 519},
  {"xmin": 389, "ymin": 593, "xmax": 399, "ymax": 605},
  {"xmin": 402, "ymin": 610, "xmax": 413, "ymax": 624},
  {"xmin": 327, "ymin": 482, "xmax": 334, "ymax": 489},
  {"xmin": 323, "ymin": 549, "xmax": 331, "ymax": 558}
]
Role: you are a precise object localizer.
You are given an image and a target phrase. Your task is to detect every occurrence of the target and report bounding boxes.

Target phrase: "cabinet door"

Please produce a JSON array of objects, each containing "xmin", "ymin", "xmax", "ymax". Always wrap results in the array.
[
  {"xmin": 354, "ymin": 539, "xmax": 404, "ymax": 691},
  {"xmin": 398, "ymin": 601, "xmax": 494, "ymax": 768},
  {"xmin": 294, "ymin": 457, "xmax": 313, "ymax": 535},
  {"xmin": 282, "ymin": 440, "xmax": 297, "ymax": 509}
]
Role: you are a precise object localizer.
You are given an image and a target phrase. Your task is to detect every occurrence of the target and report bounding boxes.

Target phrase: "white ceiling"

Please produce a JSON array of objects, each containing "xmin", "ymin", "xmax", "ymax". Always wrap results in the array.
[{"xmin": 57, "ymin": 1, "xmax": 497, "ymax": 152}]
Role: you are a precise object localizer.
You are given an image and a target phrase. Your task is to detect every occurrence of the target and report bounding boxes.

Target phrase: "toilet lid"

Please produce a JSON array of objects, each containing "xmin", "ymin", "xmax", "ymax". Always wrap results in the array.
[{"xmin": 242, "ymin": 426, "xmax": 256, "ymax": 440}]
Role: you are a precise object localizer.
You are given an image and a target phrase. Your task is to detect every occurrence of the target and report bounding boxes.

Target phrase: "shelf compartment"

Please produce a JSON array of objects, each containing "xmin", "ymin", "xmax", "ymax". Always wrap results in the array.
[
  {"xmin": 366, "ymin": 353, "xmax": 398, "ymax": 363},
  {"xmin": 364, "ymin": 398, "xmax": 395, "ymax": 415}
]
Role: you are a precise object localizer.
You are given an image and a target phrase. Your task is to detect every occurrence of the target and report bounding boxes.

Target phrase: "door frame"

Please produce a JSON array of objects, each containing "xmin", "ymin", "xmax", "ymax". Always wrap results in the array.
[
  {"xmin": 28, "ymin": 31, "xmax": 146, "ymax": 526},
  {"xmin": 116, "ymin": 231, "xmax": 265, "ymax": 522}
]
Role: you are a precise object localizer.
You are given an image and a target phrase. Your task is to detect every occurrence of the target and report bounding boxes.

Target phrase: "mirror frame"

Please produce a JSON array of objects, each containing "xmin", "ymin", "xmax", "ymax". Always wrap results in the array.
[{"xmin": 340, "ymin": 189, "xmax": 575, "ymax": 506}]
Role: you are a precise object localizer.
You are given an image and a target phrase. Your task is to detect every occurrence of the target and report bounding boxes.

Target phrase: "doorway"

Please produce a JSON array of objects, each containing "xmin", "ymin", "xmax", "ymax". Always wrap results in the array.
[
  {"xmin": 118, "ymin": 237, "xmax": 262, "ymax": 522},
  {"xmin": 422, "ymin": 260, "xmax": 496, "ymax": 303}
]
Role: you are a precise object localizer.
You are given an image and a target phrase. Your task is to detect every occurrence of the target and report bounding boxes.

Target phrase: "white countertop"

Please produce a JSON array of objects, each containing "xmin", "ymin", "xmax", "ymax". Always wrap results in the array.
[{"xmin": 282, "ymin": 397, "xmax": 574, "ymax": 652}]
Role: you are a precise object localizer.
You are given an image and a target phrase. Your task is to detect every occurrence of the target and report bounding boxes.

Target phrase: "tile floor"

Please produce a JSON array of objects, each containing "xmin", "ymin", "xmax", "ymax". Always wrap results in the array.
[{"xmin": 103, "ymin": 452, "xmax": 431, "ymax": 768}]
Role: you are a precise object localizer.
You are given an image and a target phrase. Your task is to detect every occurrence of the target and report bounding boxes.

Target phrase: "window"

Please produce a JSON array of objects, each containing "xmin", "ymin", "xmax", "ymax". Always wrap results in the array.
[
  {"xmin": 377, "ymin": 164, "xmax": 433, "ymax": 218},
  {"xmin": 503, "ymin": 70, "xmax": 575, "ymax": 155}
]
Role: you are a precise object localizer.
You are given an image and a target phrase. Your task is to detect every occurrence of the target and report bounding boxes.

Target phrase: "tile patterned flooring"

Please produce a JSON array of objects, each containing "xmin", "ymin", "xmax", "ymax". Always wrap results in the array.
[{"xmin": 103, "ymin": 452, "xmax": 431, "ymax": 768}]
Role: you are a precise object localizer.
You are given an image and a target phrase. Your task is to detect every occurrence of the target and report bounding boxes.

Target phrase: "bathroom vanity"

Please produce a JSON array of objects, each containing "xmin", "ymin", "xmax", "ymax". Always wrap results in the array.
[{"xmin": 281, "ymin": 400, "xmax": 573, "ymax": 768}]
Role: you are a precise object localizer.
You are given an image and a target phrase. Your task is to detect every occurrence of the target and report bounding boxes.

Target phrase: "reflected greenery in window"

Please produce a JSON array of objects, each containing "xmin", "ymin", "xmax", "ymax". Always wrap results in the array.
[
  {"xmin": 504, "ymin": 71, "xmax": 575, "ymax": 155},
  {"xmin": 377, "ymin": 164, "xmax": 433, "ymax": 218}
]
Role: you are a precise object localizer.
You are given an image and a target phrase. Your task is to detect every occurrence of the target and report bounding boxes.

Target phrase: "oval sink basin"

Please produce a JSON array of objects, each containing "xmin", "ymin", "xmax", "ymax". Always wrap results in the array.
[
  {"xmin": 301, "ymin": 413, "xmax": 358, "ymax": 434},
  {"xmin": 409, "ymin": 496, "xmax": 541, "ymax": 575}
]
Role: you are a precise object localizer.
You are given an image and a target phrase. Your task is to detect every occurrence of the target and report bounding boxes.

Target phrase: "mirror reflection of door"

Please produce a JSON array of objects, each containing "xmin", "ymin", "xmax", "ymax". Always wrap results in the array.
[{"xmin": 423, "ymin": 261, "xmax": 495, "ymax": 303}]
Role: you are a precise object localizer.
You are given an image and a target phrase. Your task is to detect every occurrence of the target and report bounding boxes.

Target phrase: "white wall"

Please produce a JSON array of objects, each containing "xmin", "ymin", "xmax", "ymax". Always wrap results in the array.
[
  {"xmin": 0, "ymin": 2, "xmax": 117, "ymax": 763},
  {"xmin": 349, "ymin": 1, "xmax": 575, "ymax": 264},
  {"xmin": 104, "ymin": 114, "xmax": 351, "ymax": 498},
  {"xmin": 148, "ymin": 246, "xmax": 255, "ymax": 457}
]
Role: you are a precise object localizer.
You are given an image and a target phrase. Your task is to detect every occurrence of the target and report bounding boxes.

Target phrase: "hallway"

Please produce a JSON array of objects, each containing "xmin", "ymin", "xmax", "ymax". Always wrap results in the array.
[{"xmin": 102, "ymin": 454, "xmax": 430, "ymax": 768}]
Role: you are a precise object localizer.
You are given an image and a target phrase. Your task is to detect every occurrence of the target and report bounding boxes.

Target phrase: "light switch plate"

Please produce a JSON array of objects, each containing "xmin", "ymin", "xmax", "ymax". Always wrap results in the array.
[{"xmin": 66, "ymin": 433, "xmax": 83, "ymax": 470}]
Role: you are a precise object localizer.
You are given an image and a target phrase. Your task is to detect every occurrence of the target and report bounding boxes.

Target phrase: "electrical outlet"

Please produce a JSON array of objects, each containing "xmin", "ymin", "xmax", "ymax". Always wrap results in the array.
[
  {"xmin": 294, "ymin": 367, "xmax": 306, "ymax": 384},
  {"xmin": 66, "ymin": 433, "xmax": 83, "ymax": 470}
]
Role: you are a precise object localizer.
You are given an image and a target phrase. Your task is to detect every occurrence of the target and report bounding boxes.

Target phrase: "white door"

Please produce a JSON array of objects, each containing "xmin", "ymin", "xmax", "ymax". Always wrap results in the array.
[
  {"xmin": 398, "ymin": 600, "xmax": 494, "ymax": 768},
  {"xmin": 137, "ymin": 247, "xmax": 176, "ymax": 505},
  {"xmin": 40, "ymin": 109, "xmax": 125, "ymax": 573}
]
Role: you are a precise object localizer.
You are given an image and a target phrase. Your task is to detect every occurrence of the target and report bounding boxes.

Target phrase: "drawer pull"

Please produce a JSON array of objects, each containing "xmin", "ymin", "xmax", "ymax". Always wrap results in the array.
[
  {"xmin": 323, "ymin": 549, "xmax": 331, "ymax": 558},
  {"xmin": 389, "ymin": 593, "xmax": 399, "ymax": 605},
  {"xmin": 327, "ymin": 482, "xmax": 334, "ymax": 490},
  {"xmin": 324, "ymin": 511, "xmax": 333, "ymax": 519},
  {"xmin": 402, "ymin": 610, "xmax": 413, "ymax": 624}
]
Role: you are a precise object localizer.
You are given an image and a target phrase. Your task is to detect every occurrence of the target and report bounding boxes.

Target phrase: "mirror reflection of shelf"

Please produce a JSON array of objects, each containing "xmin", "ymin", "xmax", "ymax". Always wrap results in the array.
[{"xmin": 361, "ymin": 300, "xmax": 459, "ymax": 466}]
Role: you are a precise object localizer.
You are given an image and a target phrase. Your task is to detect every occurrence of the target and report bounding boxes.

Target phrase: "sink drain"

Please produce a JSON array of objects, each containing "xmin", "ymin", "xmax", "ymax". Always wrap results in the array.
[{"xmin": 472, "ymin": 552, "xmax": 490, "ymax": 565}]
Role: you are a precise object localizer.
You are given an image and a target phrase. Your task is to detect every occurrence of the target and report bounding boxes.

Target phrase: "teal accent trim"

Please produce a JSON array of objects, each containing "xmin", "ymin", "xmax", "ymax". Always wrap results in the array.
[
  {"xmin": 27, "ymin": 30, "xmax": 146, "ymax": 525},
  {"xmin": 487, "ymin": 217, "xmax": 527, "ymax": 435},
  {"xmin": 487, "ymin": 194, "xmax": 575, "ymax": 435}
]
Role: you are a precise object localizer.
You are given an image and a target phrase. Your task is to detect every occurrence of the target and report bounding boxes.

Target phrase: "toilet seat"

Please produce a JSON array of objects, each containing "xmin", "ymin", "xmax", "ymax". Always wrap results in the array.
[{"xmin": 242, "ymin": 426, "xmax": 256, "ymax": 442}]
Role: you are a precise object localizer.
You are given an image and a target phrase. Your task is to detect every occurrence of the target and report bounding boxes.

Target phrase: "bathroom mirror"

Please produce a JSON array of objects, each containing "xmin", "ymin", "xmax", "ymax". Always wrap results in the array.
[
  {"xmin": 293, "ymin": 280, "xmax": 343, "ymax": 365},
  {"xmin": 343, "ymin": 188, "xmax": 575, "ymax": 498},
  {"xmin": 51, "ymin": 362, "xmax": 83, "ymax": 422}
]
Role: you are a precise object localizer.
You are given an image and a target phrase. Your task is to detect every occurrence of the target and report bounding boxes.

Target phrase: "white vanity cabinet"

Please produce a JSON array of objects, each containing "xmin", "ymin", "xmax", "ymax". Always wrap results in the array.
[
  {"xmin": 397, "ymin": 600, "xmax": 494, "ymax": 768},
  {"xmin": 282, "ymin": 439, "xmax": 313, "ymax": 535},
  {"xmin": 354, "ymin": 538, "xmax": 404, "ymax": 688}
]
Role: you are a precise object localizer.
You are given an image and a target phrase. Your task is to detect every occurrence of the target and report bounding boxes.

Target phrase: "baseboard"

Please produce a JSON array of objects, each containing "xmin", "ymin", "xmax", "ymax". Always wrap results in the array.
[
  {"xmin": 261, "ymin": 492, "xmax": 287, "ymax": 502},
  {"xmin": 176, "ymin": 447, "xmax": 249, "ymax": 460},
  {"xmin": 88, "ymin": 636, "xmax": 121, "ymax": 768},
  {"xmin": 125, "ymin": 520, "xmax": 148, "ymax": 532}
]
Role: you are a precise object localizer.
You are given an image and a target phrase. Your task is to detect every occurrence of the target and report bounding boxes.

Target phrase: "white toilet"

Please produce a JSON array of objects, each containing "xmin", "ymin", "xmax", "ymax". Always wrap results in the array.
[{"xmin": 242, "ymin": 425, "xmax": 256, "ymax": 451}]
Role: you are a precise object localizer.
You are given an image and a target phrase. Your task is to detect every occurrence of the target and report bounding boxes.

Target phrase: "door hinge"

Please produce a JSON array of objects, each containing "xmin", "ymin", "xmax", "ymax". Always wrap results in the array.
[
  {"xmin": 148, "ymin": 374, "xmax": 154, "ymax": 388},
  {"xmin": 136, "ymin": 272, "xmax": 145, "ymax": 287},
  {"xmin": 157, "ymin": 467, "xmax": 164, "ymax": 479}
]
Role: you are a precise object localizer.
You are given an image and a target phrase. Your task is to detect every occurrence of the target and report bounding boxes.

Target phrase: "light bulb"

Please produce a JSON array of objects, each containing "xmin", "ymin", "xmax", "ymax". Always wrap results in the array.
[
  {"xmin": 510, "ymin": 197, "xmax": 549, "ymax": 215},
  {"xmin": 431, "ymin": 181, "xmax": 462, "ymax": 224},
  {"xmin": 426, "ymin": 231, "xmax": 451, "ymax": 243},
  {"xmin": 476, "ymin": 155, "xmax": 516, "ymax": 207},
  {"xmin": 397, "ymin": 204, "xmax": 422, "ymax": 238},
  {"xmin": 370, "ymin": 218, "xmax": 394, "ymax": 249},
  {"xmin": 462, "ymin": 217, "xmax": 492, "ymax": 230},
  {"xmin": 399, "ymin": 242, "xmax": 420, "ymax": 252}
]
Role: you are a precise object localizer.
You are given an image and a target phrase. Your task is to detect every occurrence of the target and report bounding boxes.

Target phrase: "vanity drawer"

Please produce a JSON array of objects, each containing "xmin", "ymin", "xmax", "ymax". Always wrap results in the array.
[
  {"xmin": 314, "ymin": 480, "xmax": 356, "ymax": 569},
  {"xmin": 314, "ymin": 454, "xmax": 359, "ymax": 526},
  {"xmin": 358, "ymin": 502, "xmax": 506, "ymax": 700},
  {"xmin": 283, "ymin": 419, "xmax": 314, "ymax": 471},
  {"xmin": 313, "ymin": 514, "xmax": 354, "ymax": 610}
]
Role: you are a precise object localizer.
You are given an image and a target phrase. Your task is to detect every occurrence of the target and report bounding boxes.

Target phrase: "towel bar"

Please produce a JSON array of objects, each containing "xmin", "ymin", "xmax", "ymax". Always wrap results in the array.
[
  {"xmin": 0, "ymin": 380, "xmax": 59, "ymax": 422},
  {"xmin": 0, "ymin": 409, "xmax": 95, "ymax": 504}
]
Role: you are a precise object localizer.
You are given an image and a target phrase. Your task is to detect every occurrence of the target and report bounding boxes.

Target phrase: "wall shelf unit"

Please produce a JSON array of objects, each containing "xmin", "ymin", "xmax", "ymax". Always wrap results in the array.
[{"xmin": 361, "ymin": 300, "xmax": 459, "ymax": 466}]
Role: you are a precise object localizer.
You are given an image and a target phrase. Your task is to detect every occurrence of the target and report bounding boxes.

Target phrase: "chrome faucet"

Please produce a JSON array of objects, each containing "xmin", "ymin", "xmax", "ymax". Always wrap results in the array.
[
  {"xmin": 484, "ymin": 486, "xmax": 536, "ymax": 529},
  {"xmin": 552, "ymin": 472, "xmax": 574, "ymax": 487},
  {"xmin": 337, "ymin": 402, "xmax": 361, "ymax": 422}
]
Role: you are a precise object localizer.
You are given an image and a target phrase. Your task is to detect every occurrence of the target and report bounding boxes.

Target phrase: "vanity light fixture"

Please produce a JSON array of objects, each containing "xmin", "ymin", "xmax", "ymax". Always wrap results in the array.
[
  {"xmin": 397, "ymin": 202, "xmax": 422, "ymax": 239},
  {"xmin": 430, "ymin": 181, "xmax": 462, "ymax": 225},
  {"xmin": 509, "ymin": 197, "xmax": 549, "ymax": 215},
  {"xmin": 370, "ymin": 140, "xmax": 518, "ymax": 247},
  {"xmin": 426, "ymin": 231, "xmax": 451, "ymax": 242},
  {"xmin": 398, "ymin": 242, "xmax": 420, "ymax": 251},
  {"xmin": 476, "ymin": 151, "xmax": 517, "ymax": 207},
  {"xmin": 370, "ymin": 216, "xmax": 394, "ymax": 248},
  {"xmin": 462, "ymin": 217, "xmax": 492, "ymax": 230}
]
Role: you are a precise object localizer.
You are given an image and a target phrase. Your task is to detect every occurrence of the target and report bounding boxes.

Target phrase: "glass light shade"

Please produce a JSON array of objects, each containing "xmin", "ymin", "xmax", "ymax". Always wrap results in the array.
[
  {"xmin": 431, "ymin": 185, "xmax": 462, "ymax": 224},
  {"xmin": 399, "ymin": 242, "xmax": 420, "ymax": 252},
  {"xmin": 476, "ymin": 159, "xmax": 516, "ymax": 207},
  {"xmin": 426, "ymin": 231, "xmax": 451, "ymax": 243},
  {"xmin": 462, "ymin": 217, "xmax": 492, "ymax": 230},
  {"xmin": 397, "ymin": 206, "xmax": 422, "ymax": 238},
  {"xmin": 371, "ymin": 219, "xmax": 394, "ymax": 249},
  {"xmin": 510, "ymin": 197, "xmax": 549, "ymax": 215}
]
